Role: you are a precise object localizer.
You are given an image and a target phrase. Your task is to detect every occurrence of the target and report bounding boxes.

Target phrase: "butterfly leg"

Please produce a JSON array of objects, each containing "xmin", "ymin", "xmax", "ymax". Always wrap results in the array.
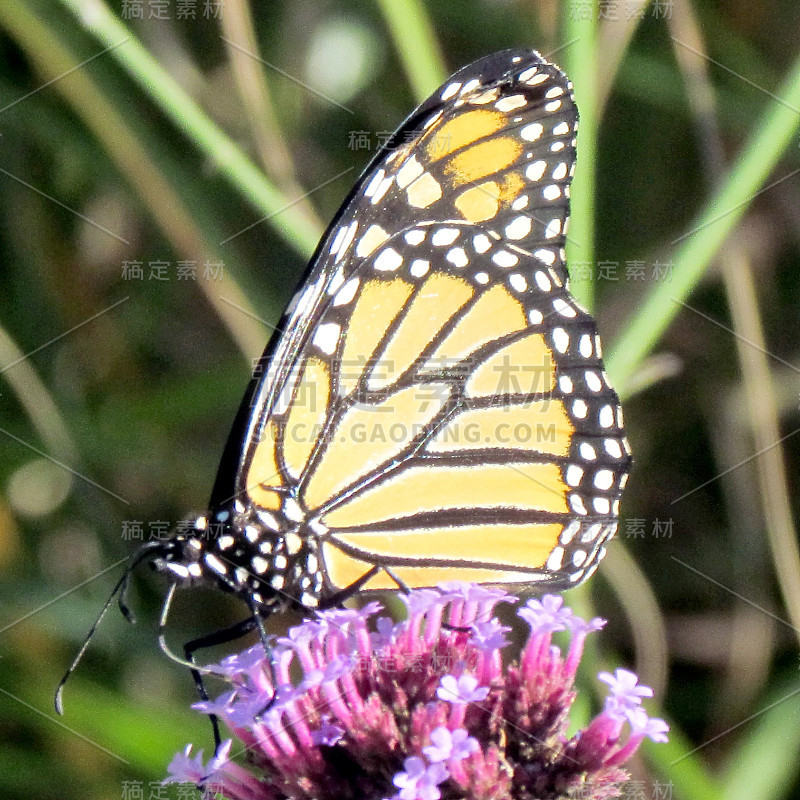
[
  {"xmin": 317, "ymin": 565, "xmax": 383, "ymax": 609},
  {"xmin": 381, "ymin": 567, "xmax": 411, "ymax": 594},
  {"xmin": 183, "ymin": 615, "xmax": 258, "ymax": 751}
]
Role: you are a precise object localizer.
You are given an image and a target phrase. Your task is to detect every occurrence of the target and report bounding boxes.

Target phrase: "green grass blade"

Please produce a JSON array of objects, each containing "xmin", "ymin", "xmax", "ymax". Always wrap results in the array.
[
  {"xmin": 57, "ymin": 0, "xmax": 321, "ymax": 259},
  {"xmin": 643, "ymin": 718, "xmax": 724, "ymax": 800},
  {"xmin": 562, "ymin": 3, "xmax": 598, "ymax": 312},
  {"xmin": 0, "ymin": 0, "xmax": 270, "ymax": 357},
  {"xmin": 375, "ymin": 0, "xmax": 447, "ymax": 100},
  {"xmin": 720, "ymin": 682, "xmax": 800, "ymax": 800},
  {"xmin": 607, "ymin": 47, "xmax": 800, "ymax": 396}
]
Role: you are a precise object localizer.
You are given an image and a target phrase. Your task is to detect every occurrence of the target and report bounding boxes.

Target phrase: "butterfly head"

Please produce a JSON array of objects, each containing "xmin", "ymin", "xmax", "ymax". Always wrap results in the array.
[
  {"xmin": 56, "ymin": 507, "xmax": 313, "ymax": 716},
  {"xmin": 148, "ymin": 514, "xmax": 211, "ymax": 587}
]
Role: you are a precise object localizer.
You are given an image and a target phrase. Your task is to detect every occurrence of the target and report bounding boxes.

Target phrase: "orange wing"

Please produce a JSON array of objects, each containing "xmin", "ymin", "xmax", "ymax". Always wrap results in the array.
[{"xmin": 220, "ymin": 50, "xmax": 630, "ymax": 602}]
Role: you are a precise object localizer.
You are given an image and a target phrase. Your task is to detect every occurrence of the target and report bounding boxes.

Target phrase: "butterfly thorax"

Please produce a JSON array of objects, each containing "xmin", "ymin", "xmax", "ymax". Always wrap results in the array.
[{"xmin": 152, "ymin": 504, "xmax": 325, "ymax": 612}]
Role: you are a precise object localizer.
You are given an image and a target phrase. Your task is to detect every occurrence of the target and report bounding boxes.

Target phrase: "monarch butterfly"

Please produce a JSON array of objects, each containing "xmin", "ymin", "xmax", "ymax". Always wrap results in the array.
[{"xmin": 58, "ymin": 48, "xmax": 630, "ymax": 711}]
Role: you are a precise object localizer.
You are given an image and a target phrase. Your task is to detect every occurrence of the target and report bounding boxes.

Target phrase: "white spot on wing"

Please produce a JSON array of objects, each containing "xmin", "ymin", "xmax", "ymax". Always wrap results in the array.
[
  {"xmin": 495, "ymin": 94, "xmax": 526, "ymax": 111},
  {"xmin": 521, "ymin": 122, "xmax": 543, "ymax": 141},
  {"xmin": 535, "ymin": 271, "xmax": 551, "ymax": 291},
  {"xmin": 492, "ymin": 250, "xmax": 518, "ymax": 268},
  {"xmin": 333, "ymin": 277, "xmax": 360, "ymax": 307},
  {"xmin": 473, "ymin": 233, "xmax": 491, "ymax": 253},
  {"xmin": 566, "ymin": 464, "xmax": 583, "ymax": 486},
  {"xmin": 543, "ymin": 184, "xmax": 561, "ymax": 201},
  {"xmin": 432, "ymin": 227, "xmax": 460, "ymax": 246},
  {"xmin": 579, "ymin": 442, "xmax": 597, "ymax": 460},
  {"xmin": 370, "ymin": 174, "xmax": 394, "ymax": 204},
  {"xmin": 205, "ymin": 553, "xmax": 227, "ymax": 574},
  {"xmin": 552, "ymin": 327, "xmax": 569, "ymax": 353},
  {"xmin": 546, "ymin": 546, "xmax": 565, "ymax": 570},
  {"xmin": 283, "ymin": 496, "xmax": 304, "ymax": 522},
  {"xmin": 560, "ymin": 519, "xmax": 580, "ymax": 543},
  {"xmin": 553, "ymin": 298, "xmax": 576, "ymax": 318},
  {"xmin": 396, "ymin": 156, "xmax": 424, "ymax": 189},
  {"xmin": 441, "ymin": 81, "xmax": 461, "ymax": 100},
  {"xmin": 545, "ymin": 218, "xmax": 562, "ymax": 239},
  {"xmin": 511, "ymin": 194, "xmax": 529, "ymax": 210},
  {"xmin": 410, "ymin": 259, "xmax": 430, "ymax": 277},
  {"xmin": 313, "ymin": 322, "xmax": 340, "ymax": 355},
  {"xmin": 525, "ymin": 160, "xmax": 547, "ymax": 181},
  {"xmin": 593, "ymin": 497, "xmax": 611, "ymax": 514},
  {"xmin": 446, "ymin": 247, "xmax": 469, "ymax": 268},
  {"xmin": 582, "ymin": 523, "xmax": 603, "ymax": 542},
  {"xmin": 364, "ymin": 168, "xmax": 386, "ymax": 198},
  {"xmin": 335, "ymin": 221, "xmax": 358, "ymax": 262},
  {"xmin": 328, "ymin": 225, "xmax": 347, "ymax": 256},
  {"xmin": 167, "ymin": 563, "xmax": 190, "ymax": 579},
  {"xmin": 327, "ymin": 266, "xmax": 345, "ymax": 295},
  {"xmin": 599, "ymin": 405, "xmax": 615, "ymax": 429},
  {"xmin": 509, "ymin": 273, "xmax": 527, "ymax": 292},
  {"xmin": 505, "ymin": 216, "xmax": 532, "ymax": 239},
  {"xmin": 570, "ymin": 494, "xmax": 588, "ymax": 515},
  {"xmin": 525, "ymin": 73, "xmax": 548, "ymax": 86},
  {"xmin": 374, "ymin": 247, "xmax": 404, "ymax": 271},
  {"xmin": 585, "ymin": 372, "xmax": 603, "ymax": 392},
  {"xmin": 594, "ymin": 470, "xmax": 614, "ymax": 490}
]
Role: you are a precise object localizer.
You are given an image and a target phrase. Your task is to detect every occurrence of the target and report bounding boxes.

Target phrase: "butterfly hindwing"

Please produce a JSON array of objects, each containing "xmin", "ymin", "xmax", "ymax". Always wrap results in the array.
[{"xmin": 245, "ymin": 217, "xmax": 628, "ymax": 593}]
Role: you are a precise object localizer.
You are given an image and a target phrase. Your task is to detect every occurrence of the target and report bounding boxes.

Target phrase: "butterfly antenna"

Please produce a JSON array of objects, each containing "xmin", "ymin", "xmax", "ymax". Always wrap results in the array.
[
  {"xmin": 117, "ymin": 567, "xmax": 137, "ymax": 623},
  {"xmin": 55, "ymin": 568, "xmax": 129, "ymax": 714},
  {"xmin": 55, "ymin": 541, "xmax": 164, "ymax": 715}
]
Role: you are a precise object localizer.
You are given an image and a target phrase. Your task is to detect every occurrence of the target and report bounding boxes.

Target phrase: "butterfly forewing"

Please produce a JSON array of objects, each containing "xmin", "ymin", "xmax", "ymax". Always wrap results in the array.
[{"xmin": 208, "ymin": 49, "xmax": 630, "ymax": 608}]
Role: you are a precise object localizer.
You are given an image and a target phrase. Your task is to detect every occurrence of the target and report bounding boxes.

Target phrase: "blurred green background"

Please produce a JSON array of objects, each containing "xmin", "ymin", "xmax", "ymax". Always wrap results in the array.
[{"xmin": 1, "ymin": 0, "xmax": 800, "ymax": 798}]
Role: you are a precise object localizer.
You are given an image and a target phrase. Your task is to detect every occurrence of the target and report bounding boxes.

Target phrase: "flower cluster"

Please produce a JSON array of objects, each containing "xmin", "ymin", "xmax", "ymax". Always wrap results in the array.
[{"xmin": 165, "ymin": 585, "xmax": 668, "ymax": 800}]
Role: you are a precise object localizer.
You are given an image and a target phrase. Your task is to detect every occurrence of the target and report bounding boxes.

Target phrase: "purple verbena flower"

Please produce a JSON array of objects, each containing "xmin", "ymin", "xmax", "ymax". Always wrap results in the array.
[
  {"xmin": 310, "ymin": 717, "xmax": 345, "ymax": 746},
  {"xmin": 436, "ymin": 673, "xmax": 489, "ymax": 704},
  {"xmin": 166, "ymin": 586, "xmax": 668, "ymax": 800},
  {"xmin": 391, "ymin": 756, "xmax": 449, "ymax": 800},
  {"xmin": 470, "ymin": 619, "xmax": 511, "ymax": 652},
  {"xmin": 599, "ymin": 668, "xmax": 655, "ymax": 716},
  {"xmin": 165, "ymin": 740, "xmax": 264, "ymax": 800},
  {"xmin": 422, "ymin": 726, "xmax": 479, "ymax": 763}
]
